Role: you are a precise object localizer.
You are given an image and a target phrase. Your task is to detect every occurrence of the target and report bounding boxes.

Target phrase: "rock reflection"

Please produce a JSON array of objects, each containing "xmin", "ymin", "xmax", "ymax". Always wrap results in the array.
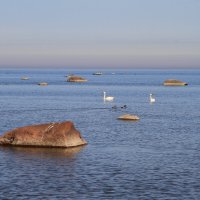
[{"xmin": 0, "ymin": 145, "xmax": 86, "ymax": 159}]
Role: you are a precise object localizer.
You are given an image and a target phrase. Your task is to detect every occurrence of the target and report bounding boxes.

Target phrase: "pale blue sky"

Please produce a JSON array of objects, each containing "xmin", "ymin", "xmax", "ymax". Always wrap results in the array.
[{"xmin": 0, "ymin": 0, "xmax": 200, "ymax": 68}]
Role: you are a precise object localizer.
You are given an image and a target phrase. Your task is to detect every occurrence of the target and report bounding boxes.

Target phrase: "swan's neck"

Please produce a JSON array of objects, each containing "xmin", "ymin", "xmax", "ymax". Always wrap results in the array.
[{"xmin": 103, "ymin": 92, "xmax": 106, "ymax": 99}]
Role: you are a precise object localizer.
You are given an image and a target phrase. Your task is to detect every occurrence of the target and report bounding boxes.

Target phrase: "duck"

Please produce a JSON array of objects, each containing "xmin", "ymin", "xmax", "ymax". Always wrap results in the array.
[
  {"xmin": 112, "ymin": 105, "xmax": 127, "ymax": 109},
  {"xmin": 121, "ymin": 105, "xmax": 127, "ymax": 109},
  {"xmin": 112, "ymin": 105, "xmax": 117, "ymax": 109}
]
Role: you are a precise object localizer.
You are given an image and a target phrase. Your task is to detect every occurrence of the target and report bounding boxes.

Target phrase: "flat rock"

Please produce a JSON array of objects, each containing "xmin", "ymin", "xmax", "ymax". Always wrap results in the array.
[
  {"xmin": 38, "ymin": 82, "xmax": 48, "ymax": 86},
  {"xmin": 117, "ymin": 114, "xmax": 140, "ymax": 120},
  {"xmin": 163, "ymin": 79, "xmax": 188, "ymax": 86},
  {"xmin": 67, "ymin": 76, "xmax": 88, "ymax": 82},
  {"xmin": 93, "ymin": 72, "xmax": 103, "ymax": 75},
  {"xmin": 0, "ymin": 121, "xmax": 87, "ymax": 148},
  {"xmin": 21, "ymin": 77, "xmax": 29, "ymax": 80}
]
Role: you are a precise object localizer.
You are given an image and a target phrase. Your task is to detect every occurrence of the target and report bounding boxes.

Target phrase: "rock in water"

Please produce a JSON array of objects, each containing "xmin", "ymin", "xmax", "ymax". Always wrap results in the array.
[
  {"xmin": 163, "ymin": 79, "xmax": 188, "ymax": 86},
  {"xmin": 0, "ymin": 121, "xmax": 87, "ymax": 148},
  {"xmin": 21, "ymin": 77, "xmax": 29, "ymax": 80},
  {"xmin": 117, "ymin": 114, "xmax": 140, "ymax": 120},
  {"xmin": 38, "ymin": 82, "xmax": 48, "ymax": 86},
  {"xmin": 67, "ymin": 76, "xmax": 88, "ymax": 82},
  {"xmin": 92, "ymin": 72, "xmax": 103, "ymax": 75}
]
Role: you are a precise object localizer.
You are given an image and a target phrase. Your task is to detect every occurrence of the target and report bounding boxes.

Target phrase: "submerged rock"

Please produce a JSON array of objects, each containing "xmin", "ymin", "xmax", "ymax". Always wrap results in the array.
[
  {"xmin": 163, "ymin": 79, "xmax": 188, "ymax": 86},
  {"xmin": 0, "ymin": 121, "xmax": 87, "ymax": 148},
  {"xmin": 117, "ymin": 114, "xmax": 140, "ymax": 121},
  {"xmin": 67, "ymin": 76, "xmax": 88, "ymax": 82}
]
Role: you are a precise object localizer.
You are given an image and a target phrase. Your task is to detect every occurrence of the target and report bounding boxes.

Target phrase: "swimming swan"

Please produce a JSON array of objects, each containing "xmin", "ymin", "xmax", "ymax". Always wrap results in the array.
[
  {"xmin": 150, "ymin": 93, "xmax": 155, "ymax": 103},
  {"xmin": 103, "ymin": 91, "xmax": 114, "ymax": 101}
]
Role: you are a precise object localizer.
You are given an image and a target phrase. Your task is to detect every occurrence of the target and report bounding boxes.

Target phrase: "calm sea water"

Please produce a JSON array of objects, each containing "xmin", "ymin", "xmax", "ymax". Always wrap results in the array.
[{"xmin": 0, "ymin": 68, "xmax": 200, "ymax": 199}]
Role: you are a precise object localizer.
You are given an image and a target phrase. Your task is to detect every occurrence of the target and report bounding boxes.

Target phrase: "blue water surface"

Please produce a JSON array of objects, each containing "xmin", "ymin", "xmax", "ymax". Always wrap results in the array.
[{"xmin": 0, "ymin": 68, "xmax": 200, "ymax": 199}]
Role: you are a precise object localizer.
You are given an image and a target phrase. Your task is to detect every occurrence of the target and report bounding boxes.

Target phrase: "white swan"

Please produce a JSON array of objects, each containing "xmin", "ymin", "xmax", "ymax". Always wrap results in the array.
[
  {"xmin": 150, "ymin": 93, "xmax": 155, "ymax": 103},
  {"xmin": 103, "ymin": 91, "xmax": 114, "ymax": 101}
]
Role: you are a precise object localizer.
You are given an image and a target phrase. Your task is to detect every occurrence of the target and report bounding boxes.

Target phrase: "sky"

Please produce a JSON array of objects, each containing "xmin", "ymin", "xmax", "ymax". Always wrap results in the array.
[{"xmin": 0, "ymin": 0, "xmax": 200, "ymax": 68}]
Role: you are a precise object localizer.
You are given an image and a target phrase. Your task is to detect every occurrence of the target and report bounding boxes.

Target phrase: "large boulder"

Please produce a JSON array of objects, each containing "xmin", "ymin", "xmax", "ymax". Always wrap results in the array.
[
  {"xmin": 67, "ymin": 76, "xmax": 88, "ymax": 82},
  {"xmin": 0, "ymin": 121, "xmax": 87, "ymax": 148},
  {"xmin": 163, "ymin": 79, "xmax": 188, "ymax": 86}
]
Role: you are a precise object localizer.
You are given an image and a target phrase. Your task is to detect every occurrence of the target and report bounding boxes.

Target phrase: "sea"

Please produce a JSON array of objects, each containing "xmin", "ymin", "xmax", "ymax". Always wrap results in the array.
[{"xmin": 0, "ymin": 68, "xmax": 200, "ymax": 200}]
